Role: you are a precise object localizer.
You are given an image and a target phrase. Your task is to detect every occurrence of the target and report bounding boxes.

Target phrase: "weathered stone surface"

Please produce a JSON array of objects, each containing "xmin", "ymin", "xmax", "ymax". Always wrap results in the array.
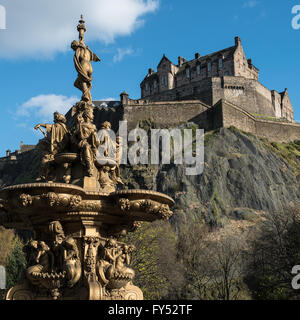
[{"xmin": 118, "ymin": 127, "xmax": 300, "ymax": 227}]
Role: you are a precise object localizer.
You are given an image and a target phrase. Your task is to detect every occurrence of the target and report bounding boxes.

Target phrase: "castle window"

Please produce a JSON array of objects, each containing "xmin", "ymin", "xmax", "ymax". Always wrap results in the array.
[
  {"xmin": 161, "ymin": 75, "xmax": 168, "ymax": 86},
  {"xmin": 145, "ymin": 83, "xmax": 149, "ymax": 91},
  {"xmin": 196, "ymin": 64, "xmax": 201, "ymax": 75},
  {"xmin": 207, "ymin": 62, "xmax": 211, "ymax": 72},
  {"xmin": 153, "ymin": 79, "xmax": 157, "ymax": 89},
  {"xmin": 186, "ymin": 67, "xmax": 190, "ymax": 78},
  {"xmin": 218, "ymin": 58, "xmax": 223, "ymax": 69}
]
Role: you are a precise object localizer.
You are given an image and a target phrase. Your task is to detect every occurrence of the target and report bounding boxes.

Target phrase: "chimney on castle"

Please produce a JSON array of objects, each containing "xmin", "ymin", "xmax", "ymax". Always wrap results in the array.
[
  {"xmin": 195, "ymin": 53, "xmax": 201, "ymax": 59},
  {"xmin": 178, "ymin": 56, "xmax": 186, "ymax": 67},
  {"xmin": 6, "ymin": 150, "xmax": 11, "ymax": 157},
  {"xmin": 235, "ymin": 36, "xmax": 241, "ymax": 47},
  {"xmin": 148, "ymin": 68, "xmax": 154, "ymax": 75},
  {"xmin": 120, "ymin": 91, "xmax": 129, "ymax": 105}
]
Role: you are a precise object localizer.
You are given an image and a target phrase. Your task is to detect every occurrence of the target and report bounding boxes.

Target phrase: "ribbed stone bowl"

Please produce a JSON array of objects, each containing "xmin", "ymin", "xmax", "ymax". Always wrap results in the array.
[{"xmin": 0, "ymin": 183, "xmax": 174, "ymax": 230}]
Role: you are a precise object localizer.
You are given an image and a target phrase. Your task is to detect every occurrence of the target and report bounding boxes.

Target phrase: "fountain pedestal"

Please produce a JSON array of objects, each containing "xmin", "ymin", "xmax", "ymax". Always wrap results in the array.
[{"xmin": 0, "ymin": 184, "xmax": 173, "ymax": 300}]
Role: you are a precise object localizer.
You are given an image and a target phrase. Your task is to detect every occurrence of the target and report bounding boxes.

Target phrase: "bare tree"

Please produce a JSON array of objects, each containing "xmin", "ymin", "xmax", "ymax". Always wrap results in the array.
[
  {"xmin": 205, "ymin": 233, "xmax": 248, "ymax": 300},
  {"xmin": 247, "ymin": 205, "xmax": 300, "ymax": 300}
]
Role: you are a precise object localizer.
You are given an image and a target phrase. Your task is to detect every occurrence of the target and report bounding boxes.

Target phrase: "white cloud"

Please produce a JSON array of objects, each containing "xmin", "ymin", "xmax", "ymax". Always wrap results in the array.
[
  {"xmin": 17, "ymin": 94, "xmax": 79, "ymax": 120},
  {"xmin": 113, "ymin": 47, "xmax": 134, "ymax": 62},
  {"xmin": 99, "ymin": 97, "xmax": 117, "ymax": 101},
  {"xmin": 0, "ymin": 0, "xmax": 159, "ymax": 59},
  {"xmin": 243, "ymin": 1, "xmax": 259, "ymax": 8}
]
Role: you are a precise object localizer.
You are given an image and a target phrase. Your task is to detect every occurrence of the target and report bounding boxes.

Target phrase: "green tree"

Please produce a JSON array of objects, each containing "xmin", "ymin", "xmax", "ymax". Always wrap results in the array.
[
  {"xmin": 124, "ymin": 220, "xmax": 181, "ymax": 300},
  {"xmin": 5, "ymin": 236, "xmax": 26, "ymax": 291}
]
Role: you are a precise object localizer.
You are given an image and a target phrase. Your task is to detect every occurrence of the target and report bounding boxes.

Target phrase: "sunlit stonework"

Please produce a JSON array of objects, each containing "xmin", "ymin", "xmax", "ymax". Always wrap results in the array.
[{"xmin": 0, "ymin": 16, "xmax": 174, "ymax": 300}]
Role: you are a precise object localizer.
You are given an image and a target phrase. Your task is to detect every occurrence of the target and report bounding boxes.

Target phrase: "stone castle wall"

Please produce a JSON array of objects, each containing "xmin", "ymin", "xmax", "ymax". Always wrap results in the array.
[
  {"xmin": 211, "ymin": 77, "xmax": 275, "ymax": 117},
  {"xmin": 218, "ymin": 100, "xmax": 300, "ymax": 143},
  {"xmin": 138, "ymin": 75, "xmax": 290, "ymax": 121},
  {"xmin": 119, "ymin": 98, "xmax": 300, "ymax": 143},
  {"xmin": 123, "ymin": 99, "xmax": 212, "ymax": 130}
]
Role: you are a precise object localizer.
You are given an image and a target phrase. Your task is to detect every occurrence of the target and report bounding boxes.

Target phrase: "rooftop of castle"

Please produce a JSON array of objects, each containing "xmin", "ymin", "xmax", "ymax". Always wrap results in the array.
[{"xmin": 142, "ymin": 36, "xmax": 259, "ymax": 84}]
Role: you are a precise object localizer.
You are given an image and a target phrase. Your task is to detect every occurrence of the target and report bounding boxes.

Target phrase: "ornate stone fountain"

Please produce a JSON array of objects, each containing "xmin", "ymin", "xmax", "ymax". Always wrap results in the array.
[{"xmin": 0, "ymin": 16, "xmax": 174, "ymax": 300}]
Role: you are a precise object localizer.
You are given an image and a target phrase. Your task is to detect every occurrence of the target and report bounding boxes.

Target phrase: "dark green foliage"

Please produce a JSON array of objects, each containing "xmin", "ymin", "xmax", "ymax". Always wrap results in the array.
[{"xmin": 5, "ymin": 237, "xmax": 26, "ymax": 290}]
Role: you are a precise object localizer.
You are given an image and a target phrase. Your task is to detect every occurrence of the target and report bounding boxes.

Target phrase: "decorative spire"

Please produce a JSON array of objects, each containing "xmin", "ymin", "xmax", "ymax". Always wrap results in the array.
[{"xmin": 77, "ymin": 15, "xmax": 86, "ymax": 44}]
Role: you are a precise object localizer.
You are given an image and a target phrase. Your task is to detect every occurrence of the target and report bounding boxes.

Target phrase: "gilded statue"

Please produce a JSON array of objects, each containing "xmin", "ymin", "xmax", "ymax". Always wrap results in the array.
[
  {"xmin": 71, "ymin": 15, "xmax": 100, "ymax": 103},
  {"xmin": 72, "ymin": 107, "xmax": 100, "ymax": 176},
  {"xmin": 34, "ymin": 112, "xmax": 69, "ymax": 155},
  {"xmin": 97, "ymin": 121, "xmax": 124, "ymax": 187},
  {"xmin": 34, "ymin": 112, "xmax": 69, "ymax": 181}
]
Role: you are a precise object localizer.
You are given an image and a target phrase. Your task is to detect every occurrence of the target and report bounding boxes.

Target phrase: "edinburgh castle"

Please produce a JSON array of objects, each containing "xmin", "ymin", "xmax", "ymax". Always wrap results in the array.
[
  {"xmin": 140, "ymin": 37, "xmax": 294, "ymax": 122},
  {"xmin": 113, "ymin": 36, "xmax": 300, "ymax": 143}
]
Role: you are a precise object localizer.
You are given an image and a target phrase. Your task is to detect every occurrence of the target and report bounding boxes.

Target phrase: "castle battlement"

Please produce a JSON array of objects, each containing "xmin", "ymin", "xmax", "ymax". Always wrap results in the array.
[{"xmin": 1, "ymin": 141, "xmax": 35, "ymax": 163}]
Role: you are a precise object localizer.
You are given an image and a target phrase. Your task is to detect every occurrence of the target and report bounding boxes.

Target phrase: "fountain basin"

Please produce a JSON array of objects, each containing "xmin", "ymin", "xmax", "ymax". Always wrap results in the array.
[{"xmin": 0, "ymin": 183, "xmax": 174, "ymax": 231}]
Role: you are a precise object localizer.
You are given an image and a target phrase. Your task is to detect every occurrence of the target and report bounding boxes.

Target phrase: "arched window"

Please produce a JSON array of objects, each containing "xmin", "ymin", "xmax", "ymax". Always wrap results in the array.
[{"xmin": 161, "ymin": 75, "xmax": 168, "ymax": 86}]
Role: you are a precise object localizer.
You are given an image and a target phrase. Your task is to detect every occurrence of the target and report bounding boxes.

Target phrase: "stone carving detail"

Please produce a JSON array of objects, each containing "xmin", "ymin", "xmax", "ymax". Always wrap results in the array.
[
  {"xmin": 69, "ymin": 195, "xmax": 82, "ymax": 208},
  {"xmin": 97, "ymin": 238, "xmax": 137, "ymax": 299},
  {"xmin": 72, "ymin": 103, "xmax": 100, "ymax": 177},
  {"xmin": 22, "ymin": 221, "xmax": 81, "ymax": 300},
  {"xmin": 119, "ymin": 198, "xmax": 131, "ymax": 211},
  {"xmin": 118, "ymin": 198, "xmax": 173, "ymax": 220},
  {"xmin": 19, "ymin": 194, "xmax": 33, "ymax": 207},
  {"xmin": 42, "ymin": 192, "xmax": 60, "ymax": 207},
  {"xmin": 83, "ymin": 236, "xmax": 101, "ymax": 282}
]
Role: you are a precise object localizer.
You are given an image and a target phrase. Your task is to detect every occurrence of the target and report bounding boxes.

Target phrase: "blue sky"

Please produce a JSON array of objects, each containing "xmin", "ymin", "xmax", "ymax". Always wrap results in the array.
[{"xmin": 0, "ymin": 0, "xmax": 299, "ymax": 156}]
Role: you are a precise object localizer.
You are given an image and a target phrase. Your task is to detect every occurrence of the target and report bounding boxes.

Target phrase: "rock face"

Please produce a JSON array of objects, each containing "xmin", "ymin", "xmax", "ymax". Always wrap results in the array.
[
  {"xmin": 119, "ymin": 127, "xmax": 300, "ymax": 227},
  {"xmin": 0, "ymin": 127, "xmax": 299, "ymax": 227}
]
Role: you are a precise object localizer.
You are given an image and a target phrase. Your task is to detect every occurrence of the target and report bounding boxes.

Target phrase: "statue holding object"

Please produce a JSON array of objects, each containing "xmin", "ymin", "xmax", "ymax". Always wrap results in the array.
[{"xmin": 71, "ymin": 15, "xmax": 100, "ymax": 104}]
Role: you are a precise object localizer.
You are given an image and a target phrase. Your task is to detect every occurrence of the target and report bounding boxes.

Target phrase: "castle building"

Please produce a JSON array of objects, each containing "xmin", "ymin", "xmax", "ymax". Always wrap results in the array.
[
  {"xmin": 140, "ymin": 37, "xmax": 294, "ymax": 122},
  {"xmin": 1, "ymin": 141, "xmax": 35, "ymax": 161}
]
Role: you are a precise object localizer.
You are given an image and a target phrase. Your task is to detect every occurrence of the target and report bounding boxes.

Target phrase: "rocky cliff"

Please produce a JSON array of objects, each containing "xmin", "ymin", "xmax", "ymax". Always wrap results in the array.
[{"xmin": 120, "ymin": 126, "xmax": 300, "ymax": 227}]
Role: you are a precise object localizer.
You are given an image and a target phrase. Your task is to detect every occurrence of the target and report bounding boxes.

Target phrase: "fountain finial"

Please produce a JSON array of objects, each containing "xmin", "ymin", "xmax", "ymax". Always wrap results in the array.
[
  {"xmin": 77, "ymin": 15, "xmax": 86, "ymax": 44},
  {"xmin": 71, "ymin": 16, "xmax": 100, "ymax": 104}
]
